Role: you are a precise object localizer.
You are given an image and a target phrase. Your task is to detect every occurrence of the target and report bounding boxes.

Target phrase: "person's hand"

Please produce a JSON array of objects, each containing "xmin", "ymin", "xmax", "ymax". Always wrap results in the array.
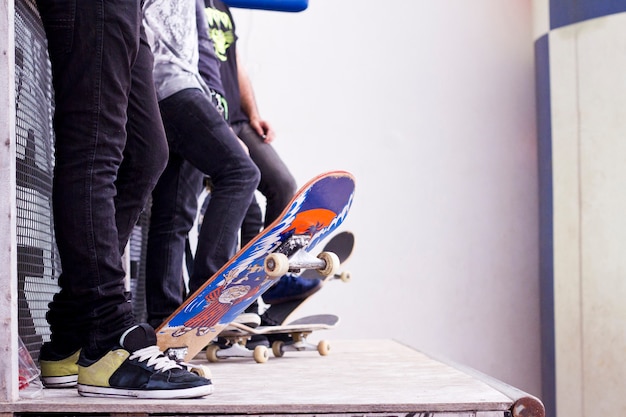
[{"xmin": 250, "ymin": 117, "xmax": 275, "ymax": 143}]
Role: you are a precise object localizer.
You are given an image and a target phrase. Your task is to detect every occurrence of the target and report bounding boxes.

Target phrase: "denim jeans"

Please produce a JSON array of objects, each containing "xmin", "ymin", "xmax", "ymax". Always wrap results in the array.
[
  {"xmin": 145, "ymin": 88, "xmax": 260, "ymax": 328},
  {"xmin": 241, "ymin": 196, "xmax": 263, "ymax": 246},
  {"xmin": 232, "ymin": 121, "xmax": 297, "ymax": 227},
  {"xmin": 36, "ymin": 0, "xmax": 168, "ymax": 356}
]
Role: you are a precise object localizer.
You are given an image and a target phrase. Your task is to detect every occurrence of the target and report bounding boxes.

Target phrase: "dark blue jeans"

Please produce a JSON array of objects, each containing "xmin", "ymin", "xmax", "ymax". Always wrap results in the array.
[
  {"xmin": 145, "ymin": 88, "xmax": 260, "ymax": 328},
  {"xmin": 36, "ymin": 0, "xmax": 169, "ymax": 356}
]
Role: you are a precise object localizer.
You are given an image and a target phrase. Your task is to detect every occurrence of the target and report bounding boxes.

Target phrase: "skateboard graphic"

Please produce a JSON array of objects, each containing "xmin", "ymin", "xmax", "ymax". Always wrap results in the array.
[
  {"xmin": 262, "ymin": 230, "xmax": 355, "ymax": 327},
  {"xmin": 211, "ymin": 314, "xmax": 339, "ymax": 363},
  {"xmin": 156, "ymin": 171, "xmax": 355, "ymax": 362}
]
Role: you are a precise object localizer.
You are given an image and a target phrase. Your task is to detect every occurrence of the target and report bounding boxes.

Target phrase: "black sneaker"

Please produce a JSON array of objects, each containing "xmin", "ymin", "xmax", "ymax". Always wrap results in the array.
[
  {"xmin": 262, "ymin": 274, "xmax": 322, "ymax": 305},
  {"xmin": 77, "ymin": 324, "xmax": 213, "ymax": 399}
]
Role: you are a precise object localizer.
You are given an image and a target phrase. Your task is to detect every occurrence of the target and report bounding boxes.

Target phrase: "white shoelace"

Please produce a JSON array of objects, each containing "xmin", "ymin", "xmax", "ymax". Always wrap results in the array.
[{"xmin": 129, "ymin": 346, "xmax": 182, "ymax": 372}]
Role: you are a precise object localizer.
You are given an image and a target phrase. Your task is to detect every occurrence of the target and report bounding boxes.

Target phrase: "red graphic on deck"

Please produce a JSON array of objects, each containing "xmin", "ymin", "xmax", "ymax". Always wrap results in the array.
[
  {"xmin": 173, "ymin": 284, "xmax": 260, "ymax": 337},
  {"xmin": 284, "ymin": 208, "xmax": 336, "ymax": 236}
]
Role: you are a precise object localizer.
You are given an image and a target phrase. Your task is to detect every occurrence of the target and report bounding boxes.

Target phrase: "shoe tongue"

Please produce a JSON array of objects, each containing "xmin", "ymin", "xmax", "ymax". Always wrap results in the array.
[{"xmin": 120, "ymin": 323, "xmax": 157, "ymax": 352}]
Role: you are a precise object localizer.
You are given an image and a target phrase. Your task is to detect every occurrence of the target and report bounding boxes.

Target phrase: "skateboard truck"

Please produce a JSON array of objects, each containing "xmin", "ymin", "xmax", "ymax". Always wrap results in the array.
[
  {"xmin": 164, "ymin": 347, "xmax": 188, "ymax": 362},
  {"xmin": 271, "ymin": 333, "xmax": 331, "ymax": 358},
  {"xmin": 263, "ymin": 234, "xmax": 340, "ymax": 278},
  {"xmin": 205, "ymin": 338, "xmax": 270, "ymax": 364},
  {"xmin": 163, "ymin": 347, "xmax": 212, "ymax": 378},
  {"xmin": 264, "ymin": 251, "xmax": 339, "ymax": 278}
]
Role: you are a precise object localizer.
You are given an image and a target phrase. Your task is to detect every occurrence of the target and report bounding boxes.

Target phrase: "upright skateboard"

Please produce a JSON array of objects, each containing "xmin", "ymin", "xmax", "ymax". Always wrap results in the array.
[{"xmin": 156, "ymin": 171, "xmax": 355, "ymax": 362}]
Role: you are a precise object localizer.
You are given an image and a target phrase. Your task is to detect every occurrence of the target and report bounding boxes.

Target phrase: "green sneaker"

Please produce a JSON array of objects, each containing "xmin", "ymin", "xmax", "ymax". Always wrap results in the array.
[
  {"xmin": 77, "ymin": 324, "xmax": 213, "ymax": 399},
  {"xmin": 39, "ymin": 344, "xmax": 80, "ymax": 388}
]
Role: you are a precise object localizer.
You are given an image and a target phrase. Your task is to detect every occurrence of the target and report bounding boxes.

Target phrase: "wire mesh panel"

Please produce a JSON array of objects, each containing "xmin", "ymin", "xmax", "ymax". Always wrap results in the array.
[
  {"xmin": 129, "ymin": 208, "xmax": 151, "ymax": 323},
  {"xmin": 14, "ymin": 0, "xmax": 60, "ymax": 361}
]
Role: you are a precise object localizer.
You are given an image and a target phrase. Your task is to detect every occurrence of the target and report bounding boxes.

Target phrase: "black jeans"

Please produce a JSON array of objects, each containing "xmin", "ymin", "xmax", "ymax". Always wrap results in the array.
[
  {"xmin": 36, "ymin": 0, "xmax": 168, "ymax": 356},
  {"xmin": 232, "ymin": 121, "xmax": 297, "ymax": 227},
  {"xmin": 145, "ymin": 88, "xmax": 260, "ymax": 328}
]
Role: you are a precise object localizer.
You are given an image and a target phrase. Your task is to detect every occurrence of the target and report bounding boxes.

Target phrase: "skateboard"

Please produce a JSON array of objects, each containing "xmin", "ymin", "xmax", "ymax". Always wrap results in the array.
[
  {"xmin": 208, "ymin": 314, "xmax": 339, "ymax": 363},
  {"xmin": 260, "ymin": 230, "xmax": 355, "ymax": 327},
  {"xmin": 156, "ymin": 171, "xmax": 355, "ymax": 362}
]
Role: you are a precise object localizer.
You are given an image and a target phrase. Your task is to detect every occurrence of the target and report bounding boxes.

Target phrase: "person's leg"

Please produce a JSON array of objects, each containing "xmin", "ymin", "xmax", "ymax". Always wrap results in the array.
[
  {"xmin": 117, "ymin": 26, "xmax": 169, "ymax": 252},
  {"xmin": 240, "ymin": 197, "xmax": 263, "ymax": 316},
  {"xmin": 232, "ymin": 122, "xmax": 297, "ymax": 226},
  {"xmin": 183, "ymin": 185, "xmax": 211, "ymax": 280},
  {"xmin": 118, "ymin": 23, "xmax": 170, "ymax": 332},
  {"xmin": 145, "ymin": 156, "xmax": 204, "ymax": 330},
  {"xmin": 157, "ymin": 89, "xmax": 260, "ymax": 295},
  {"xmin": 37, "ymin": 0, "xmax": 166, "ymax": 357},
  {"xmin": 241, "ymin": 195, "xmax": 263, "ymax": 246},
  {"xmin": 36, "ymin": 2, "xmax": 211, "ymax": 398}
]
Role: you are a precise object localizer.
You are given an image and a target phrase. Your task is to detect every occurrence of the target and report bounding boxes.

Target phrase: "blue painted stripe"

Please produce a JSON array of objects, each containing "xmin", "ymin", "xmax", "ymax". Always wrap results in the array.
[
  {"xmin": 223, "ymin": 0, "xmax": 308, "ymax": 12},
  {"xmin": 550, "ymin": 0, "xmax": 626, "ymax": 29},
  {"xmin": 534, "ymin": 33, "xmax": 556, "ymax": 417}
]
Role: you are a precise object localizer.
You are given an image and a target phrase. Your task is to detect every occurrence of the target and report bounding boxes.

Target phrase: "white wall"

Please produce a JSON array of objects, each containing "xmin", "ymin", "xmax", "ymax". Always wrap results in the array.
[{"xmin": 232, "ymin": 0, "xmax": 541, "ymax": 396}]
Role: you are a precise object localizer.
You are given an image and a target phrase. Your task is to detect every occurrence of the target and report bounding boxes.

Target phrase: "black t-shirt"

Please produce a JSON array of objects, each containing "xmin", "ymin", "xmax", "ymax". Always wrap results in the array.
[
  {"xmin": 196, "ymin": 0, "xmax": 225, "ymax": 98},
  {"xmin": 204, "ymin": 0, "xmax": 248, "ymax": 124}
]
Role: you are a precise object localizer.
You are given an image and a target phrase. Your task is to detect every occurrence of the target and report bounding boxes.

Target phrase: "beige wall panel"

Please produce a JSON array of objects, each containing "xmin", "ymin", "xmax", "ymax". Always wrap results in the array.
[
  {"xmin": 551, "ymin": 13, "xmax": 626, "ymax": 416},
  {"xmin": 549, "ymin": 23, "xmax": 583, "ymax": 417},
  {"xmin": 575, "ymin": 13, "xmax": 626, "ymax": 416},
  {"xmin": 532, "ymin": 0, "xmax": 550, "ymax": 41}
]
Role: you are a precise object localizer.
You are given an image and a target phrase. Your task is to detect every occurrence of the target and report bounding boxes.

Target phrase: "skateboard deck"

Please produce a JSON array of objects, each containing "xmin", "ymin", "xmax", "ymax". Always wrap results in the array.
[
  {"xmin": 261, "ymin": 230, "xmax": 355, "ymax": 326},
  {"xmin": 156, "ymin": 171, "xmax": 355, "ymax": 362},
  {"xmin": 209, "ymin": 314, "xmax": 339, "ymax": 363}
]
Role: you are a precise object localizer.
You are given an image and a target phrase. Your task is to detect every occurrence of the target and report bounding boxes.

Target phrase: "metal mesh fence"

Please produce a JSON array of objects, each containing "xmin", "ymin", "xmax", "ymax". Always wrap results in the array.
[
  {"xmin": 130, "ymin": 210, "xmax": 150, "ymax": 324},
  {"xmin": 15, "ymin": 0, "xmax": 59, "ymax": 362}
]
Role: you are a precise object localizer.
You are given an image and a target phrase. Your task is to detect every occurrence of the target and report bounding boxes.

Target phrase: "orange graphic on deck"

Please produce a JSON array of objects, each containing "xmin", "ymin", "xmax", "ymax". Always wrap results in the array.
[{"xmin": 284, "ymin": 209, "xmax": 336, "ymax": 236}]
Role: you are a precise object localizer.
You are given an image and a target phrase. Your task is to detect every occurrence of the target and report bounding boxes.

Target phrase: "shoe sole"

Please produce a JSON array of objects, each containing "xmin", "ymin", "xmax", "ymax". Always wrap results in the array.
[
  {"xmin": 224, "ymin": 312, "xmax": 261, "ymax": 331},
  {"xmin": 77, "ymin": 383, "xmax": 213, "ymax": 399},
  {"xmin": 41, "ymin": 375, "xmax": 78, "ymax": 388}
]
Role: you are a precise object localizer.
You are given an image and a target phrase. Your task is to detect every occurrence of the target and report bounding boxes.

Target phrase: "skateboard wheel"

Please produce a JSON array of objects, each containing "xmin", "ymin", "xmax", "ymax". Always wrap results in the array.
[
  {"xmin": 205, "ymin": 344, "xmax": 221, "ymax": 363},
  {"xmin": 271, "ymin": 340, "xmax": 285, "ymax": 358},
  {"xmin": 265, "ymin": 253, "xmax": 289, "ymax": 278},
  {"xmin": 253, "ymin": 345, "xmax": 270, "ymax": 363},
  {"xmin": 317, "ymin": 251, "xmax": 340, "ymax": 277},
  {"xmin": 188, "ymin": 364, "xmax": 212, "ymax": 379},
  {"xmin": 339, "ymin": 270, "xmax": 351, "ymax": 282},
  {"xmin": 317, "ymin": 340, "xmax": 331, "ymax": 356}
]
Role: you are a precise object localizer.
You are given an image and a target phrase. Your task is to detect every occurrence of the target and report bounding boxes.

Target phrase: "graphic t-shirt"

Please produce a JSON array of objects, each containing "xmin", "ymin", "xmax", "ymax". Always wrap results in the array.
[
  {"xmin": 204, "ymin": 0, "xmax": 248, "ymax": 124},
  {"xmin": 143, "ymin": 0, "xmax": 224, "ymax": 101}
]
